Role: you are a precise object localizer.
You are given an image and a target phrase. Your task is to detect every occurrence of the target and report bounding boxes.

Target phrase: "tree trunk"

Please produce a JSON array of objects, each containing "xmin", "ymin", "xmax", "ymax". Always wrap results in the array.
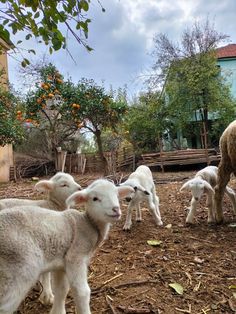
[{"xmin": 95, "ymin": 130, "xmax": 108, "ymax": 175}]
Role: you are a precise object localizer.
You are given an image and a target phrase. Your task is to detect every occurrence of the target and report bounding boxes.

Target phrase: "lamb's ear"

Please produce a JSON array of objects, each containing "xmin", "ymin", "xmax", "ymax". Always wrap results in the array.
[
  {"xmin": 180, "ymin": 180, "xmax": 191, "ymax": 192},
  {"xmin": 34, "ymin": 180, "xmax": 54, "ymax": 192},
  {"xmin": 66, "ymin": 191, "xmax": 88, "ymax": 208},
  {"xmin": 118, "ymin": 186, "xmax": 135, "ymax": 199},
  {"xmin": 135, "ymin": 184, "xmax": 150, "ymax": 195},
  {"xmin": 204, "ymin": 181, "xmax": 215, "ymax": 194}
]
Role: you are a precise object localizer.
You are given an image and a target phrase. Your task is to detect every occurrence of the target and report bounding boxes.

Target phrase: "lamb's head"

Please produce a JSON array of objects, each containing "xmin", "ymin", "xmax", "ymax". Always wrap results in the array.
[
  {"xmin": 66, "ymin": 179, "xmax": 135, "ymax": 224},
  {"xmin": 34, "ymin": 172, "xmax": 82, "ymax": 206},
  {"xmin": 119, "ymin": 178, "xmax": 149, "ymax": 202},
  {"xmin": 180, "ymin": 177, "xmax": 214, "ymax": 201}
]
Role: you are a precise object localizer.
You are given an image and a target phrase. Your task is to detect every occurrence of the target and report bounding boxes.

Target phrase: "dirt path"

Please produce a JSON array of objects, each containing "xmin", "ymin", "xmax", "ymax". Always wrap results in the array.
[{"xmin": 0, "ymin": 170, "xmax": 236, "ymax": 314}]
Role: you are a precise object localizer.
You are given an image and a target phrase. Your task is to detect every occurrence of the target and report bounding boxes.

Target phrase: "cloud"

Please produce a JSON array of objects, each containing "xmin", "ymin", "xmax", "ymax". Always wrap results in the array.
[{"xmin": 7, "ymin": 0, "xmax": 236, "ymax": 98}]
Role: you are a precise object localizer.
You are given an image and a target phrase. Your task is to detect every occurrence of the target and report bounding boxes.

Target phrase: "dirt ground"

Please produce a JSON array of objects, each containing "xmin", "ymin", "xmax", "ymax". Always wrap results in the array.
[{"xmin": 0, "ymin": 169, "xmax": 236, "ymax": 314}]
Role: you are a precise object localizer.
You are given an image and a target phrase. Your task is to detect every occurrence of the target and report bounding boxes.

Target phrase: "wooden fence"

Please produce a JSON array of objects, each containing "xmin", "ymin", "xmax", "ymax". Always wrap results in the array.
[
  {"xmin": 62, "ymin": 148, "xmax": 221, "ymax": 174},
  {"xmin": 63, "ymin": 147, "xmax": 136, "ymax": 174}
]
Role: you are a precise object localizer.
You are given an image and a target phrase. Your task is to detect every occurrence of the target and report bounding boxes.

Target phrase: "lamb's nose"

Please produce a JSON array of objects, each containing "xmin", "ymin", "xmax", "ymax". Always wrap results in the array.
[{"xmin": 112, "ymin": 206, "xmax": 120, "ymax": 214}]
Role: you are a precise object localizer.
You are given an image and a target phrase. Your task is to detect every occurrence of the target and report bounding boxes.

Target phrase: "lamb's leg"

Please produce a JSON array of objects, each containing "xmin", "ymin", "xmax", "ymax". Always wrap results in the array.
[
  {"xmin": 136, "ymin": 203, "xmax": 142, "ymax": 222},
  {"xmin": 186, "ymin": 197, "xmax": 198, "ymax": 224},
  {"xmin": 67, "ymin": 261, "xmax": 91, "ymax": 314},
  {"xmin": 0, "ymin": 268, "xmax": 37, "ymax": 314},
  {"xmin": 225, "ymin": 186, "xmax": 236, "ymax": 215},
  {"xmin": 206, "ymin": 193, "xmax": 215, "ymax": 223},
  {"xmin": 39, "ymin": 272, "xmax": 54, "ymax": 305},
  {"xmin": 50, "ymin": 270, "xmax": 69, "ymax": 314},
  {"xmin": 215, "ymin": 163, "xmax": 231, "ymax": 223},
  {"xmin": 123, "ymin": 202, "xmax": 134, "ymax": 231},
  {"xmin": 148, "ymin": 194, "xmax": 163, "ymax": 226}
]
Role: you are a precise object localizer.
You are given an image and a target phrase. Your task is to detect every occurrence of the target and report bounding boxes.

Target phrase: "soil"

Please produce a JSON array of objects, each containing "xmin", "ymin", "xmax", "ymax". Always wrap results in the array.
[{"xmin": 0, "ymin": 170, "xmax": 236, "ymax": 314}]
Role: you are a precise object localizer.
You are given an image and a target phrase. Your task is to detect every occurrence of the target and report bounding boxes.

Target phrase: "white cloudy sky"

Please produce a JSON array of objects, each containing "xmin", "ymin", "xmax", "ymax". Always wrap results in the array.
[{"xmin": 7, "ymin": 0, "xmax": 236, "ymax": 98}]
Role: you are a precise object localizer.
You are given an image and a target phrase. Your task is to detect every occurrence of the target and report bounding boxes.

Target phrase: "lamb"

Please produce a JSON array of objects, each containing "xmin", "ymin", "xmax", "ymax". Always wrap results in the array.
[
  {"xmin": 120, "ymin": 165, "xmax": 163, "ymax": 231},
  {"xmin": 180, "ymin": 165, "xmax": 236, "ymax": 224},
  {"xmin": 0, "ymin": 171, "xmax": 82, "ymax": 305},
  {"xmin": 0, "ymin": 172, "xmax": 82, "ymax": 211},
  {"xmin": 0, "ymin": 179, "xmax": 134, "ymax": 314},
  {"xmin": 215, "ymin": 120, "xmax": 236, "ymax": 223}
]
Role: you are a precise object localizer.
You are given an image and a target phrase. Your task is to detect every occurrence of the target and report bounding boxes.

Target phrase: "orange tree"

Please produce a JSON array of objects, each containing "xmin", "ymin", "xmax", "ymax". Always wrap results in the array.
[
  {"xmin": 65, "ymin": 78, "xmax": 128, "ymax": 173},
  {"xmin": 0, "ymin": 86, "xmax": 25, "ymax": 146},
  {"xmin": 25, "ymin": 65, "xmax": 128, "ymax": 173}
]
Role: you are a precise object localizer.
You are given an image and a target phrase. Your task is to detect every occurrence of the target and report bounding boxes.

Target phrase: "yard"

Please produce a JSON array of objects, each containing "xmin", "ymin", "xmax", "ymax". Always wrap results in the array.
[{"xmin": 0, "ymin": 170, "xmax": 236, "ymax": 314}]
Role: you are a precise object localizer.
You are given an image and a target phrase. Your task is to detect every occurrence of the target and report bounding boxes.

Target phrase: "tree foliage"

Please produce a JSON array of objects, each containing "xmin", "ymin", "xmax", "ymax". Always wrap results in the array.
[
  {"xmin": 149, "ymin": 18, "xmax": 236, "ymax": 148},
  {"xmin": 0, "ymin": 0, "xmax": 104, "ymax": 64},
  {"xmin": 124, "ymin": 91, "xmax": 171, "ymax": 152},
  {"xmin": 0, "ymin": 85, "xmax": 25, "ymax": 146},
  {"xmin": 24, "ymin": 64, "xmax": 128, "ymax": 172}
]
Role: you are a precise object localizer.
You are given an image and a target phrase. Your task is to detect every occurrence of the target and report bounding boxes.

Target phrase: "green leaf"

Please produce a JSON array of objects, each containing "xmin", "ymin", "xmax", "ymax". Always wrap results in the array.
[
  {"xmin": 25, "ymin": 34, "xmax": 32, "ymax": 40},
  {"xmin": 169, "ymin": 282, "xmax": 184, "ymax": 295},
  {"xmin": 229, "ymin": 285, "xmax": 236, "ymax": 289},
  {"xmin": 0, "ymin": 26, "xmax": 10, "ymax": 43},
  {"xmin": 21, "ymin": 58, "xmax": 30, "ymax": 67},
  {"xmin": 147, "ymin": 240, "xmax": 163, "ymax": 246},
  {"xmin": 28, "ymin": 49, "xmax": 36, "ymax": 54},
  {"xmin": 34, "ymin": 11, "xmax": 40, "ymax": 18}
]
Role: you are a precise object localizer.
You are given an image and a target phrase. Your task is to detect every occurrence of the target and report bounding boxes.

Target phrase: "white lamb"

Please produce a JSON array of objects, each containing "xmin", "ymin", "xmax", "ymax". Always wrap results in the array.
[
  {"xmin": 0, "ymin": 172, "xmax": 82, "ymax": 211},
  {"xmin": 120, "ymin": 165, "xmax": 163, "ymax": 231},
  {"xmin": 0, "ymin": 179, "xmax": 134, "ymax": 314},
  {"xmin": 0, "ymin": 171, "xmax": 82, "ymax": 305},
  {"xmin": 180, "ymin": 165, "xmax": 236, "ymax": 224}
]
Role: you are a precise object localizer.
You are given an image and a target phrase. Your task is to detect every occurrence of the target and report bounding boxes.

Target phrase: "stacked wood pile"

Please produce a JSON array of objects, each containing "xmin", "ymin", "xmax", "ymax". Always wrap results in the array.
[
  {"xmin": 14, "ymin": 154, "xmax": 55, "ymax": 178},
  {"xmin": 138, "ymin": 148, "xmax": 221, "ymax": 172}
]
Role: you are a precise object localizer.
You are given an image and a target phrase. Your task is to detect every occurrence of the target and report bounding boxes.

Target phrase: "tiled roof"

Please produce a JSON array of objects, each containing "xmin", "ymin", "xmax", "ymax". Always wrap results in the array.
[{"xmin": 216, "ymin": 44, "xmax": 236, "ymax": 59}]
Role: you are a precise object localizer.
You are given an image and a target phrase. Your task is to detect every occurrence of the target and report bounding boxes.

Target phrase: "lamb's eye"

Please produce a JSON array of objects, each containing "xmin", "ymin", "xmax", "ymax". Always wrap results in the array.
[
  {"xmin": 60, "ymin": 184, "xmax": 68, "ymax": 187},
  {"xmin": 93, "ymin": 197, "xmax": 98, "ymax": 201}
]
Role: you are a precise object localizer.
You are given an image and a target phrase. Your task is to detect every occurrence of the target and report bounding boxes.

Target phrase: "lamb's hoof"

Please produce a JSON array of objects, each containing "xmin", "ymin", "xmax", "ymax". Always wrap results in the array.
[
  {"xmin": 156, "ymin": 220, "xmax": 163, "ymax": 227},
  {"xmin": 50, "ymin": 309, "xmax": 66, "ymax": 314},
  {"xmin": 186, "ymin": 220, "xmax": 194, "ymax": 226},
  {"xmin": 123, "ymin": 224, "xmax": 131, "ymax": 231},
  {"xmin": 136, "ymin": 218, "xmax": 142, "ymax": 222},
  {"xmin": 39, "ymin": 292, "xmax": 54, "ymax": 305}
]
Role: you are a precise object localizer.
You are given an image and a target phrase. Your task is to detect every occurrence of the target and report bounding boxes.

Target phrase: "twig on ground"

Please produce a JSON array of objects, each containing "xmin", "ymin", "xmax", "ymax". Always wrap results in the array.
[
  {"xmin": 92, "ymin": 278, "xmax": 158, "ymax": 295},
  {"xmin": 117, "ymin": 305, "xmax": 153, "ymax": 313},
  {"xmin": 105, "ymin": 295, "xmax": 117, "ymax": 314}
]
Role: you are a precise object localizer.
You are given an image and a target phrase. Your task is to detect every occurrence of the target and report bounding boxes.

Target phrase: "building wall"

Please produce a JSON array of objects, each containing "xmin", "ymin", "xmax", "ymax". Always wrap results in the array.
[
  {"xmin": 0, "ymin": 144, "xmax": 13, "ymax": 182},
  {"xmin": 217, "ymin": 58, "xmax": 236, "ymax": 98},
  {"xmin": 0, "ymin": 41, "xmax": 13, "ymax": 182}
]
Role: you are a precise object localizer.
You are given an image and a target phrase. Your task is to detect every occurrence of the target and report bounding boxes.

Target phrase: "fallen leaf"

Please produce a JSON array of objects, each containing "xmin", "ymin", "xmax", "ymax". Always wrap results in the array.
[
  {"xmin": 194, "ymin": 257, "xmax": 204, "ymax": 264},
  {"xmin": 147, "ymin": 240, "xmax": 163, "ymax": 246},
  {"xmin": 169, "ymin": 282, "xmax": 184, "ymax": 295},
  {"xmin": 229, "ymin": 285, "xmax": 236, "ymax": 289},
  {"xmin": 165, "ymin": 223, "xmax": 172, "ymax": 229}
]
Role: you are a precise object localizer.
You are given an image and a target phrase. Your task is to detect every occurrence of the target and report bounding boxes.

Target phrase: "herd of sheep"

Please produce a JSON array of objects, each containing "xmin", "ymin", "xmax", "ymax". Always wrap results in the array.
[{"xmin": 0, "ymin": 119, "xmax": 235, "ymax": 314}]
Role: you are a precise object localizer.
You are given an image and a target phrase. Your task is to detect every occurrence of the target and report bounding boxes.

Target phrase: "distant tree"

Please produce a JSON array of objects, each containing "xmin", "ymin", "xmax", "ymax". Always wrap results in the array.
[
  {"xmin": 0, "ymin": 0, "xmax": 105, "ymax": 65},
  {"xmin": 149, "ymin": 18, "xmax": 236, "ymax": 148},
  {"xmin": 69, "ymin": 79, "xmax": 128, "ymax": 174},
  {"xmin": 124, "ymin": 91, "xmax": 171, "ymax": 153}
]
